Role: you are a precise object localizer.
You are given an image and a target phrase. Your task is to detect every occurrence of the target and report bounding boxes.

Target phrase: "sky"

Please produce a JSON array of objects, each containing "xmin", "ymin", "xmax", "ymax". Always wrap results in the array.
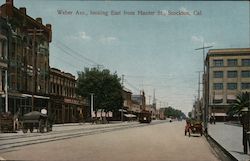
[{"xmin": 1, "ymin": 0, "xmax": 249, "ymax": 115}]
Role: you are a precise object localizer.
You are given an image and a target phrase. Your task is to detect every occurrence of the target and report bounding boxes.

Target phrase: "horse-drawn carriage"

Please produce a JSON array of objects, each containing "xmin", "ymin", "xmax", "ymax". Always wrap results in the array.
[
  {"xmin": 185, "ymin": 119, "xmax": 203, "ymax": 137},
  {"xmin": 20, "ymin": 111, "xmax": 52, "ymax": 133}
]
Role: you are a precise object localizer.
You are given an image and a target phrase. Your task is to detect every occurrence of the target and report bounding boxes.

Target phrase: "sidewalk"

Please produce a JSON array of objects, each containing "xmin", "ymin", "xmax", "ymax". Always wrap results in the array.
[{"xmin": 208, "ymin": 123, "xmax": 250, "ymax": 161}]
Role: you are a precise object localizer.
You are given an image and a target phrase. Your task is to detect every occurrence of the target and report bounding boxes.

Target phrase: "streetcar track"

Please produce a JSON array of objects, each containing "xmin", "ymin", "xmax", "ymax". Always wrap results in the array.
[
  {"xmin": 0, "ymin": 123, "xmax": 134, "ymax": 140},
  {"xmin": 0, "ymin": 124, "xmax": 140, "ymax": 147},
  {"xmin": 0, "ymin": 121, "xmax": 167, "ymax": 152}
]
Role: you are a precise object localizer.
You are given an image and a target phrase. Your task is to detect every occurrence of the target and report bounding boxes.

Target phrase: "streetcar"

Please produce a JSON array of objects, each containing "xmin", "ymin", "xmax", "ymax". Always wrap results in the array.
[{"xmin": 138, "ymin": 110, "xmax": 152, "ymax": 123}]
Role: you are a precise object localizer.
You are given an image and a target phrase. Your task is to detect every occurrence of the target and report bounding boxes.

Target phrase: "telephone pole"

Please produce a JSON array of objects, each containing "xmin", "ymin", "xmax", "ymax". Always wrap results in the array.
[
  {"xmin": 121, "ymin": 74, "xmax": 124, "ymax": 122},
  {"xmin": 27, "ymin": 28, "xmax": 43, "ymax": 111},
  {"xmin": 90, "ymin": 93, "xmax": 94, "ymax": 119},
  {"xmin": 195, "ymin": 43, "xmax": 213, "ymax": 133}
]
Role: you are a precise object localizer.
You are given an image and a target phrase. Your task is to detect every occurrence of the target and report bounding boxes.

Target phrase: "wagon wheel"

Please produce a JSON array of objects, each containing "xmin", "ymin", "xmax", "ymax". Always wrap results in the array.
[
  {"xmin": 30, "ymin": 127, "xmax": 34, "ymax": 133},
  {"xmin": 22, "ymin": 128, "xmax": 28, "ymax": 133}
]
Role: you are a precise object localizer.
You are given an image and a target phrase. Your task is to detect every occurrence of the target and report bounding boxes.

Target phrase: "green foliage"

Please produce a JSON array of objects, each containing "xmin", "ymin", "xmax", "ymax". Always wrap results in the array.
[
  {"xmin": 76, "ymin": 67, "xmax": 123, "ymax": 113},
  {"xmin": 163, "ymin": 106, "xmax": 186, "ymax": 119},
  {"xmin": 227, "ymin": 92, "xmax": 249, "ymax": 116}
]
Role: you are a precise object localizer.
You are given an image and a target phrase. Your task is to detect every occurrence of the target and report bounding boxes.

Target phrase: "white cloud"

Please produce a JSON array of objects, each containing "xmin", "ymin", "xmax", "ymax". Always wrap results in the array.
[
  {"xmin": 69, "ymin": 31, "xmax": 91, "ymax": 41},
  {"xmin": 204, "ymin": 42, "xmax": 216, "ymax": 47},
  {"xmin": 79, "ymin": 32, "xmax": 91, "ymax": 40},
  {"xmin": 99, "ymin": 36, "xmax": 118, "ymax": 44},
  {"xmin": 191, "ymin": 35, "xmax": 204, "ymax": 43},
  {"xmin": 191, "ymin": 35, "xmax": 216, "ymax": 47}
]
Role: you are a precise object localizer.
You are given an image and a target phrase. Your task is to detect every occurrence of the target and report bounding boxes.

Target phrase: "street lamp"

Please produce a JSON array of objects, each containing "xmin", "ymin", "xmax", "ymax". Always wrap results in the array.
[{"xmin": 195, "ymin": 44, "xmax": 213, "ymax": 134}]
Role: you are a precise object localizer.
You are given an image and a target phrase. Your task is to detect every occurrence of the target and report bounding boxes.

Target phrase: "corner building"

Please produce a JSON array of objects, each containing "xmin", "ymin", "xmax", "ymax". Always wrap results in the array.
[
  {"xmin": 0, "ymin": 0, "xmax": 51, "ymax": 115},
  {"xmin": 205, "ymin": 48, "xmax": 250, "ymax": 121}
]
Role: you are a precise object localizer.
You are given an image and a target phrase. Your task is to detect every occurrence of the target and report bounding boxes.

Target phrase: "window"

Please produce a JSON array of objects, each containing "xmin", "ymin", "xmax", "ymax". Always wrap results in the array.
[
  {"xmin": 213, "ymin": 60, "xmax": 224, "ymax": 67},
  {"xmin": 241, "ymin": 83, "xmax": 250, "ymax": 89},
  {"xmin": 227, "ymin": 83, "xmax": 237, "ymax": 90},
  {"xmin": 241, "ymin": 71, "xmax": 250, "ymax": 78},
  {"xmin": 242, "ymin": 59, "xmax": 250, "ymax": 66},
  {"xmin": 227, "ymin": 71, "xmax": 237, "ymax": 78},
  {"xmin": 227, "ymin": 59, "xmax": 237, "ymax": 66},
  {"xmin": 213, "ymin": 83, "xmax": 223, "ymax": 90},
  {"xmin": 213, "ymin": 71, "xmax": 223, "ymax": 78}
]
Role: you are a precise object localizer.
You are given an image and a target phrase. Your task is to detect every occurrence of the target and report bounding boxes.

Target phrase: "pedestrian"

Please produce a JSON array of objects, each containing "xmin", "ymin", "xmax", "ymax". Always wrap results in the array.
[
  {"xmin": 240, "ymin": 108, "xmax": 250, "ymax": 154},
  {"xmin": 209, "ymin": 116, "xmax": 212, "ymax": 124},
  {"xmin": 213, "ymin": 116, "xmax": 216, "ymax": 124}
]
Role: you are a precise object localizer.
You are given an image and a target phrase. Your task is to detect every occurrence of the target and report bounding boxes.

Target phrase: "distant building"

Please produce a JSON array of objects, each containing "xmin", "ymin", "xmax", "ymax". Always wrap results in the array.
[
  {"xmin": 158, "ymin": 108, "xmax": 165, "ymax": 120},
  {"xmin": 131, "ymin": 91, "xmax": 146, "ymax": 110},
  {"xmin": 205, "ymin": 48, "xmax": 250, "ymax": 121},
  {"xmin": 0, "ymin": 0, "xmax": 52, "ymax": 115},
  {"xmin": 49, "ymin": 68, "xmax": 85, "ymax": 123},
  {"xmin": 122, "ymin": 87, "xmax": 132, "ymax": 112},
  {"xmin": 193, "ymin": 98, "xmax": 202, "ymax": 120},
  {"xmin": 145, "ymin": 104, "xmax": 156, "ymax": 119}
]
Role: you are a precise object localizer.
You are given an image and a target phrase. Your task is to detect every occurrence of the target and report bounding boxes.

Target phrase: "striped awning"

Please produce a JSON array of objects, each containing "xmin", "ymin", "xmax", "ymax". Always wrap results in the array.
[
  {"xmin": 214, "ymin": 95, "xmax": 223, "ymax": 100},
  {"xmin": 214, "ymin": 113, "xmax": 227, "ymax": 116},
  {"xmin": 227, "ymin": 95, "xmax": 236, "ymax": 100}
]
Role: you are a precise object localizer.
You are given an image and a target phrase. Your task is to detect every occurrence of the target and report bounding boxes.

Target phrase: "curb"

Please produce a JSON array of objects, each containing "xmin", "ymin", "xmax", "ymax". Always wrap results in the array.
[{"xmin": 207, "ymin": 134, "xmax": 238, "ymax": 161}]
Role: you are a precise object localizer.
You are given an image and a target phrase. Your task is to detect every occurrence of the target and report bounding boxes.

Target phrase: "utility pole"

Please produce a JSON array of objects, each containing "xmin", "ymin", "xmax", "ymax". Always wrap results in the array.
[
  {"xmin": 27, "ymin": 28, "xmax": 43, "ymax": 111},
  {"xmin": 90, "ymin": 93, "xmax": 94, "ymax": 119},
  {"xmin": 195, "ymin": 43, "xmax": 213, "ymax": 134},
  {"xmin": 197, "ymin": 71, "xmax": 202, "ymax": 100},
  {"xmin": 148, "ymin": 95, "xmax": 151, "ymax": 105},
  {"xmin": 4, "ymin": 36, "xmax": 8, "ymax": 112},
  {"xmin": 121, "ymin": 74, "xmax": 124, "ymax": 122}
]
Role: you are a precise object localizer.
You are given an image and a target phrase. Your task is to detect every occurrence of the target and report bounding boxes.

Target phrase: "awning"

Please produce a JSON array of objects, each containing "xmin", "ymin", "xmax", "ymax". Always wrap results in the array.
[
  {"xmin": 34, "ymin": 95, "xmax": 50, "ymax": 99},
  {"xmin": 119, "ymin": 109, "xmax": 127, "ymax": 112},
  {"xmin": 214, "ymin": 113, "xmax": 227, "ymax": 116},
  {"xmin": 21, "ymin": 94, "xmax": 50, "ymax": 99},
  {"xmin": 227, "ymin": 95, "xmax": 236, "ymax": 100},
  {"xmin": 214, "ymin": 95, "xmax": 223, "ymax": 100},
  {"xmin": 124, "ymin": 114, "xmax": 137, "ymax": 118}
]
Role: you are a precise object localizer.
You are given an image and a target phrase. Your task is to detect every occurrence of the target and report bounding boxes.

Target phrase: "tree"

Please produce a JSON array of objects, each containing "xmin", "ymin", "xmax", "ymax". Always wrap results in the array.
[
  {"xmin": 76, "ymin": 68, "xmax": 123, "ymax": 119},
  {"xmin": 163, "ymin": 106, "xmax": 186, "ymax": 119},
  {"xmin": 227, "ymin": 92, "xmax": 249, "ymax": 117}
]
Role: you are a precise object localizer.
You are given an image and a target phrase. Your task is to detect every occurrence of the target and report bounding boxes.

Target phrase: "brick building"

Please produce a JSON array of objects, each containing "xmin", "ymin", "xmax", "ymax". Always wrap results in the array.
[
  {"xmin": 50, "ymin": 68, "xmax": 85, "ymax": 123},
  {"xmin": 0, "ymin": 0, "xmax": 52, "ymax": 115},
  {"xmin": 0, "ymin": 17, "xmax": 9, "ymax": 113}
]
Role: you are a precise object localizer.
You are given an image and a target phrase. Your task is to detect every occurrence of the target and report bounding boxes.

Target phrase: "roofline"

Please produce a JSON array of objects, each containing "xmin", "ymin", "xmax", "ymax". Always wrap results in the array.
[
  {"xmin": 206, "ymin": 48, "xmax": 250, "ymax": 59},
  {"xmin": 208, "ymin": 48, "xmax": 250, "ymax": 53},
  {"xmin": 0, "ymin": 3, "xmax": 52, "ymax": 41}
]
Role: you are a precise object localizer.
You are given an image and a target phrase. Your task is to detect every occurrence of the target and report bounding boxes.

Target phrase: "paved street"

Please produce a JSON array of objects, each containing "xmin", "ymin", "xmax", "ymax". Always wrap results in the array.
[
  {"xmin": 0, "ymin": 121, "xmax": 219, "ymax": 161},
  {"xmin": 209, "ymin": 123, "xmax": 250, "ymax": 161}
]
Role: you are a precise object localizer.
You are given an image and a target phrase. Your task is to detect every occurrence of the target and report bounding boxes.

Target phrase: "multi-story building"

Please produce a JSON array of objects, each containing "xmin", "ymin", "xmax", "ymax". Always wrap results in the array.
[
  {"xmin": 122, "ymin": 87, "xmax": 132, "ymax": 112},
  {"xmin": 131, "ymin": 91, "xmax": 146, "ymax": 110},
  {"xmin": 0, "ymin": 17, "xmax": 9, "ymax": 113},
  {"xmin": 0, "ymin": 0, "xmax": 52, "ymax": 115},
  {"xmin": 50, "ymin": 68, "xmax": 85, "ymax": 123},
  {"xmin": 205, "ymin": 48, "xmax": 250, "ymax": 121}
]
